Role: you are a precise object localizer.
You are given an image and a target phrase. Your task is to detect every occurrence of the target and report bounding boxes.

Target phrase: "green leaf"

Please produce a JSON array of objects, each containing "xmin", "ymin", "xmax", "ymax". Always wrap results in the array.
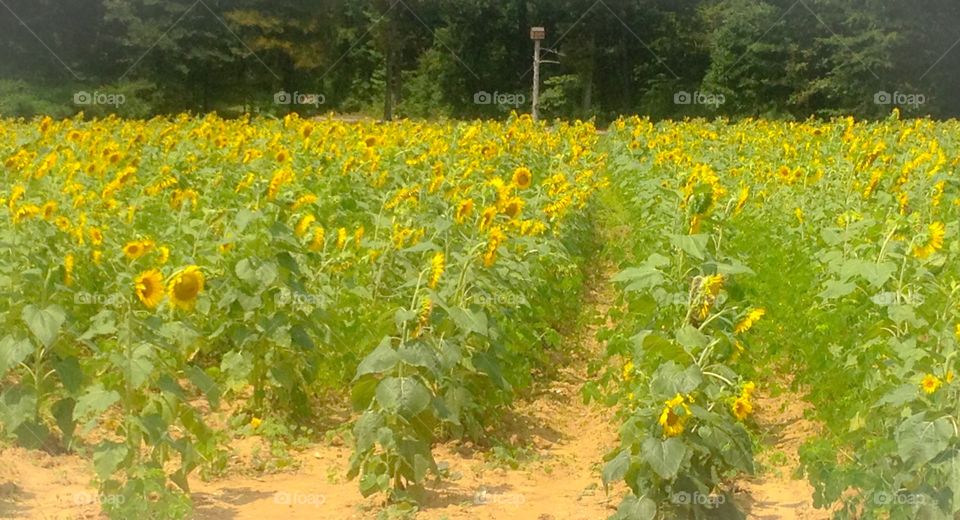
[
  {"xmin": 354, "ymin": 341, "xmax": 400, "ymax": 380},
  {"xmin": 641, "ymin": 437, "xmax": 687, "ymax": 479},
  {"xmin": 896, "ymin": 414, "xmax": 952, "ymax": 469},
  {"xmin": 0, "ymin": 336, "xmax": 34, "ymax": 377},
  {"xmin": 354, "ymin": 411, "xmax": 384, "ymax": 452},
  {"xmin": 375, "ymin": 377, "xmax": 432, "ymax": 417},
  {"xmin": 675, "ymin": 325, "xmax": 708, "ymax": 350},
  {"xmin": 117, "ymin": 343, "xmax": 155, "ymax": 389},
  {"xmin": 669, "ymin": 234, "xmax": 709, "ymax": 260},
  {"xmin": 446, "ymin": 307, "xmax": 489, "ymax": 337},
  {"xmin": 21, "ymin": 304, "xmax": 65, "ymax": 348},
  {"xmin": 54, "ymin": 357, "xmax": 83, "ymax": 394},
  {"xmin": 602, "ymin": 449, "xmax": 631, "ymax": 488},
  {"xmin": 613, "ymin": 495, "xmax": 657, "ymax": 520},
  {"xmin": 186, "ymin": 366, "xmax": 220, "ymax": 409},
  {"xmin": 74, "ymin": 384, "xmax": 121, "ymax": 420},
  {"xmin": 93, "ymin": 441, "xmax": 129, "ymax": 480},
  {"xmin": 818, "ymin": 280, "xmax": 856, "ymax": 300}
]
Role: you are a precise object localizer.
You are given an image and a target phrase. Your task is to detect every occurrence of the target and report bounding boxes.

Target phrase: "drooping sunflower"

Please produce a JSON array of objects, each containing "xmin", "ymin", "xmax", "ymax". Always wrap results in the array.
[
  {"xmin": 913, "ymin": 221, "xmax": 945, "ymax": 259},
  {"xmin": 735, "ymin": 308, "xmax": 766, "ymax": 334},
  {"xmin": 512, "ymin": 166, "xmax": 533, "ymax": 189},
  {"xmin": 135, "ymin": 269, "xmax": 165, "ymax": 309},
  {"xmin": 502, "ymin": 197, "xmax": 524, "ymax": 220},
  {"xmin": 658, "ymin": 394, "xmax": 691, "ymax": 437},
  {"xmin": 295, "ymin": 214, "xmax": 316, "ymax": 237},
  {"xmin": 731, "ymin": 395, "xmax": 753, "ymax": 421},
  {"xmin": 428, "ymin": 252, "xmax": 445, "ymax": 289},
  {"xmin": 167, "ymin": 266, "xmax": 205, "ymax": 310},
  {"xmin": 455, "ymin": 199, "xmax": 474, "ymax": 224}
]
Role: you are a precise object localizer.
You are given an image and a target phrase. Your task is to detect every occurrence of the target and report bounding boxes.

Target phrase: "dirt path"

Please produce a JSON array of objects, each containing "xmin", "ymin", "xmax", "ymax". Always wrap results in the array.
[
  {"xmin": 0, "ymin": 265, "xmax": 623, "ymax": 520},
  {"xmin": 734, "ymin": 383, "xmax": 829, "ymax": 519}
]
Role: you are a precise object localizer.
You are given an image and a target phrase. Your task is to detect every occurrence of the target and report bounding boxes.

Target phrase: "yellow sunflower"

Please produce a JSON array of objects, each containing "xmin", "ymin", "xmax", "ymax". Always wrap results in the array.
[
  {"xmin": 429, "ymin": 252, "xmax": 445, "ymax": 289},
  {"xmin": 921, "ymin": 374, "xmax": 942, "ymax": 394},
  {"xmin": 731, "ymin": 395, "xmax": 753, "ymax": 421},
  {"xmin": 512, "ymin": 166, "xmax": 533, "ymax": 189},
  {"xmin": 167, "ymin": 266, "xmax": 205, "ymax": 310},
  {"xmin": 658, "ymin": 394, "xmax": 691, "ymax": 437},
  {"xmin": 135, "ymin": 269, "xmax": 165, "ymax": 309}
]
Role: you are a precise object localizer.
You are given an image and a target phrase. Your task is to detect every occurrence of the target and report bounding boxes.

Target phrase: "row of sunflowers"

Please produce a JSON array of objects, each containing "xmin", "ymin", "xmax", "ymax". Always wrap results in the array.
[
  {"xmin": 599, "ymin": 112, "xmax": 960, "ymax": 519},
  {"xmin": 0, "ymin": 113, "xmax": 607, "ymax": 515}
]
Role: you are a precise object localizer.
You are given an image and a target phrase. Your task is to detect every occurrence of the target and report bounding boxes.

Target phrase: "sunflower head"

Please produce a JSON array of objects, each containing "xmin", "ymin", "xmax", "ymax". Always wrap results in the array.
[
  {"xmin": 512, "ymin": 166, "xmax": 533, "ymax": 189},
  {"xmin": 921, "ymin": 374, "xmax": 942, "ymax": 394},
  {"xmin": 123, "ymin": 241, "xmax": 144, "ymax": 260},
  {"xmin": 731, "ymin": 396, "xmax": 753, "ymax": 421},
  {"xmin": 167, "ymin": 266, "xmax": 204, "ymax": 310},
  {"xmin": 135, "ymin": 269, "xmax": 165, "ymax": 309}
]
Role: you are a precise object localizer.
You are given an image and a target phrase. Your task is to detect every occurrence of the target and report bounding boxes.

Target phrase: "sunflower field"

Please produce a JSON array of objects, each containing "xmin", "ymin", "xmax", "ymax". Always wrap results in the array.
[{"xmin": 2, "ymin": 112, "xmax": 960, "ymax": 519}]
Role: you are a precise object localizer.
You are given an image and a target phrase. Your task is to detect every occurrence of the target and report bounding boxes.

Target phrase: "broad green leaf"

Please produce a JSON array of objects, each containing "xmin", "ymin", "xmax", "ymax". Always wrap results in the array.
[
  {"xmin": 93, "ymin": 441, "xmax": 129, "ymax": 480},
  {"xmin": 186, "ymin": 366, "xmax": 220, "ymax": 409},
  {"xmin": 676, "ymin": 325, "xmax": 708, "ymax": 350},
  {"xmin": 0, "ymin": 336, "xmax": 33, "ymax": 376},
  {"xmin": 22, "ymin": 304, "xmax": 65, "ymax": 348},
  {"xmin": 74, "ymin": 384, "xmax": 121, "ymax": 420},
  {"xmin": 354, "ymin": 341, "xmax": 400, "ymax": 380},
  {"xmin": 641, "ymin": 437, "xmax": 687, "ymax": 479},
  {"xmin": 375, "ymin": 377, "xmax": 432, "ymax": 417},
  {"xmin": 602, "ymin": 449, "xmax": 631, "ymax": 488},
  {"xmin": 446, "ymin": 307, "xmax": 489, "ymax": 337},
  {"xmin": 613, "ymin": 494, "xmax": 657, "ymax": 520},
  {"xmin": 669, "ymin": 234, "xmax": 709, "ymax": 260}
]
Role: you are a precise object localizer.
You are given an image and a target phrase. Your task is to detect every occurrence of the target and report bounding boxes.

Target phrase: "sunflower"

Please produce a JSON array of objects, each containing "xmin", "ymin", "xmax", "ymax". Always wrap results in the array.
[
  {"xmin": 167, "ymin": 266, "xmax": 204, "ymax": 310},
  {"xmin": 88, "ymin": 227, "xmax": 104, "ymax": 246},
  {"xmin": 123, "ymin": 241, "xmax": 145, "ymax": 260},
  {"xmin": 336, "ymin": 228, "xmax": 348, "ymax": 250},
  {"xmin": 64, "ymin": 253, "xmax": 75, "ymax": 287},
  {"xmin": 455, "ymin": 199, "xmax": 474, "ymax": 224},
  {"xmin": 913, "ymin": 221, "xmax": 945, "ymax": 259},
  {"xmin": 731, "ymin": 396, "xmax": 753, "ymax": 421},
  {"xmin": 429, "ymin": 252, "xmax": 445, "ymax": 289},
  {"xmin": 735, "ymin": 308, "xmax": 766, "ymax": 334},
  {"xmin": 309, "ymin": 226, "xmax": 326, "ymax": 252},
  {"xmin": 658, "ymin": 394, "xmax": 691, "ymax": 437},
  {"xmin": 502, "ymin": 197, "xmax": 524, "ymax": 219},
  {"xmin": 921, "ymin": 374, "xmax": 942, "ymax": 394},
  {"xmin": 135, "ymin": 269, "xmax": 165, "ymax": 309},
  {"xmin": 295, "ymin": 214, "xmax": 316, "ymax": 237},
  {"xmin": 512, "ymin": 166, "xmax": 533, "ymax": 189},
  {"xmin": 479, "ymin": 206, "xmax": 497, "ymax": 231}
]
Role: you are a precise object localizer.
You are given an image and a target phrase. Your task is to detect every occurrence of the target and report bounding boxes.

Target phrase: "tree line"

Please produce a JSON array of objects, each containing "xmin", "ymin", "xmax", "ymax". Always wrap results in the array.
[{"xmin": 1, "ymin": 0, "xmax": 957, "ymax": 121}]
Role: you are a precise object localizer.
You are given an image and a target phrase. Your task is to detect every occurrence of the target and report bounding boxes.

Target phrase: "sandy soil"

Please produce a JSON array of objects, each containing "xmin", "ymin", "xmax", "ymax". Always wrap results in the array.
[{"xmin": 734, "ymin": 383, "xmax": 831, "ymax": 520}]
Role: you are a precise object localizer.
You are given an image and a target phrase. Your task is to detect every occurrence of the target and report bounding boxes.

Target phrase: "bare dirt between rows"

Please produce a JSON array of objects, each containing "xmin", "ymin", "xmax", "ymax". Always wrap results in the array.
[{"xmin": 734, "ymin": 382, "xmax": 830, "ymax": 520}]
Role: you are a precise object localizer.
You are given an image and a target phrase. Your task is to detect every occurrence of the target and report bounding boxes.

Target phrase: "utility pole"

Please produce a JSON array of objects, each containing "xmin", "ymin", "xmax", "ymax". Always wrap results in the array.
[{"xmin": 530, "ymin": 27, "xmax": 545, "ymax": 122}]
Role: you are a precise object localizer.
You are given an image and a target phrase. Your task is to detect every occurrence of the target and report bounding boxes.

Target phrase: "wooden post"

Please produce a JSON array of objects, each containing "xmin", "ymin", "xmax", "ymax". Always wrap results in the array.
[{"xmin": 530, "ymin": 27, "xmax": 545, "ymax": 122}]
